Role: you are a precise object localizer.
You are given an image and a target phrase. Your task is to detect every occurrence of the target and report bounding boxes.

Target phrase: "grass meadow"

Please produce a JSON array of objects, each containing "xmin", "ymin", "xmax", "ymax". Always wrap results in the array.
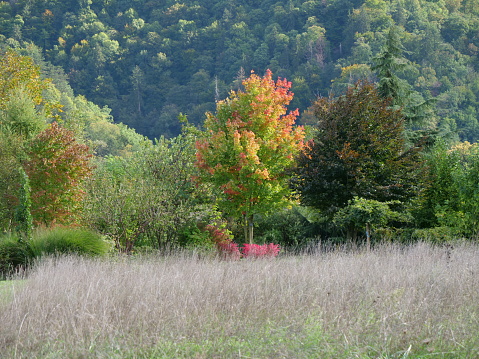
[{"xmin": 1, "ymin": 242, "xmax": 478, "ymax": 358}]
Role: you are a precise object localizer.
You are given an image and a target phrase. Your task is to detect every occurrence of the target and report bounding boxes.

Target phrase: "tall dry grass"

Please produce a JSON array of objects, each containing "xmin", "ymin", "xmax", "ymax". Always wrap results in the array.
[{"xmin": 1, "ymin": 242, "xmax": 479, "ymax": 358}]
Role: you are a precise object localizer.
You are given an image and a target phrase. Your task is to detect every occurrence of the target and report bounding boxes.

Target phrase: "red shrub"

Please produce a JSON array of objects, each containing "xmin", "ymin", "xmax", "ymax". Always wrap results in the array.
[
  {"xmin": 205, "ymin": 224, "xmax": 241, "ymax": 260},
  {"xmin": 241, "ymin": 243, "xmax": 281, "ymax": 258}
]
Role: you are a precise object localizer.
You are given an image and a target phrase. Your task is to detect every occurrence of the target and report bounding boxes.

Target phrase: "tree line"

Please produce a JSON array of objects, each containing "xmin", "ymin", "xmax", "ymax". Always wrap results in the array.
[{"xmin": 2, "ymin": 44, "xmax": 479, "ymax": 253}]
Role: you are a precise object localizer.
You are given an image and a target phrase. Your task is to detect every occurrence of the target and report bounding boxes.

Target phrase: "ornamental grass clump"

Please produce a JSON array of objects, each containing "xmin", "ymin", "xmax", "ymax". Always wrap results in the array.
[{"xmin": 29, "ymin": 227, "xmax": 110, "ymax": 258}]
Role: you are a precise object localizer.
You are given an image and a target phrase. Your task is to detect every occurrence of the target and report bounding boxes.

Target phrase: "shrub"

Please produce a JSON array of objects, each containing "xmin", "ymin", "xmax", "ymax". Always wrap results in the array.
[
  {"xmin": 29, "ymin": 227, "xmax": 110, "ymax": 258},
  {"xmin": 217, "ymin": 241, "xmax": 241, "ymax": 260},
  {"xmin": 253, "ymin": 207, "xmax": 320, "ymax": 249},
  {"xmin": 204, "ymin": 224, "xmax": 241, "ymax": 260},
  {"xmin": 178, "ymin": 222, "xmax": 215, "ymax": 251},
  {"xmin": 204, "ymin": 225, "xmax": 281, "ymax": 260},
  {"xmin": 241, "ymin": 243, "xmax": 281, "ymax": 258},
  {"xmin": 0, "ymin": 233, "xmax": 32, "ymax": 278},
  {"xmin": 411, "ymin": 227, "xmax": 462, "ymax": 243}
]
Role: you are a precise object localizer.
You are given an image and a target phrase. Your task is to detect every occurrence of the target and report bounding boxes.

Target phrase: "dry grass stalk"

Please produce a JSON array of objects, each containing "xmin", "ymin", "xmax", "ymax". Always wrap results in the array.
[{"xmin": 1, "ymin": 242, "xmax": 478, "ymax": 357}]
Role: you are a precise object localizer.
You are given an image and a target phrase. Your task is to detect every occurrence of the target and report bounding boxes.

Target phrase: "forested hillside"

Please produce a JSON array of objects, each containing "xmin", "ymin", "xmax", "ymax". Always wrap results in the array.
[{"xmin": 1, "ymin": 0, "xmax": 479, "ymax": 140}]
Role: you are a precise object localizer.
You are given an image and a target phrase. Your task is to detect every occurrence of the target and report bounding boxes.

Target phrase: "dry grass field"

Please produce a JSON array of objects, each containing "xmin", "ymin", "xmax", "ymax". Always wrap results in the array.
[{"xmin": 1, "ymin": 242, "xmax": 478, "ymax": 358}]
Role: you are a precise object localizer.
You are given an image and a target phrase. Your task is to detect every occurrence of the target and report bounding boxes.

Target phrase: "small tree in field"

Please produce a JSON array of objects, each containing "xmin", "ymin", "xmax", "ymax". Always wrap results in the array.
[
  {"xmin": 196, "ymin": 70, "xmax": 305, "ymax": 244},
  {"xmin": 25, "ymin": 122, "xmax": 93, "ymax": 226},
  {"xmin": 333, "ymin": 197, "xmax": 407, "ymax": 249},
  {"xmin": 291, "ymin": 81, "xmax": 425, "ymax": 218}
]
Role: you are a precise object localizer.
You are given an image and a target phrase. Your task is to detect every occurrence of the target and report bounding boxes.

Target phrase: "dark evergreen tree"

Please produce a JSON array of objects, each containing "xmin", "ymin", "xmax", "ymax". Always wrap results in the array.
[
  {"xmin": 372, "ymin": 26, "xmax": 436, "ymax": 133},
  {"xmin": 372, "ymin": 26, "xmax": 408, "ymax": 108}
]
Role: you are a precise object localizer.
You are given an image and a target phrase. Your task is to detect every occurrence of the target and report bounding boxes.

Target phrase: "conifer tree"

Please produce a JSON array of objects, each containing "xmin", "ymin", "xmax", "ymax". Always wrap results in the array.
[
  {"xmin": 372, "ymin": 26, "xmax": 408, "ymax": 108},
  {"xmin": 372, "ymin": 26, "xmax": 436, "ymax": 131}
]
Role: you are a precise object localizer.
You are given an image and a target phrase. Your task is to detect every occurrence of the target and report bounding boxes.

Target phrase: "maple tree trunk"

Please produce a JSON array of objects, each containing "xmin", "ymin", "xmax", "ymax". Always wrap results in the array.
[
  {"xmin": 243, "ymin": 213, "xmax": 254, "ymax": 244},
  {"xmin": 243, "ymin": 213, "xmax": 247, "ymax": 244},
  {"xmin": 248, "ymin": 214, "xmax": 254, "ymax": 244}
]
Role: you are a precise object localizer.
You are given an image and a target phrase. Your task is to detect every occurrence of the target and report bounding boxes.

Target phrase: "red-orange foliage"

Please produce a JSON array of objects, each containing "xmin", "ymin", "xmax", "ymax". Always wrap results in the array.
[
  {"xmin": 196, "ymin": 70, "xmax": 305, "ymax": 243},
  {"xmin": 196, "ymin": 70, "xmax": 304, "ymax": 214},
  {"xmin": 204, "ymin": 224, "xmax": 241, "ymax": 260},
  {"xmin": 25, "ymin": 122, "xmax": 93, "ymax": 226}
]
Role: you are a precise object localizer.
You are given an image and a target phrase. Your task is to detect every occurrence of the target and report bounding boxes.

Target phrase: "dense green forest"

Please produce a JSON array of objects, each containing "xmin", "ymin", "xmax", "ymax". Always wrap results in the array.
[
  {"xmin": 1, "ymin": 0, "xmax": 479, "ymax": 140},
  {"xmin": 3, "ymin": 0, "xmax": 479, "ymax": 259}
]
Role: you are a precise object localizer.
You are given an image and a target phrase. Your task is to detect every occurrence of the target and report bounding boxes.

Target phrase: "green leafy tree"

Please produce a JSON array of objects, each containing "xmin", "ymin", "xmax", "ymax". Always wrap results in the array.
[
  {"xmin": 333, "ymin": 197, "xmax": 407, "ymax": 248},
  {"xmin": 25, "ymin": 122, "xmax": 93, "ymax": 226},
  {"xmin": 291, "ymin": 81, "xmax": 424, "ymax": 218},
  {"xmin": 331, "ymin": 63, "xmax": 374, "ymax": 94},
  {"xmin": 452, "ymin": 142, "xmax": 479, "ymax": 236},
  {"xmin": 0, "ymin": 48, "xmax": 50, "ymax": 111},
  {"xmin": 0, "ymin": 130, "xmax": 23, "ymax": 231},
  {"xmin": 1, "ymin": 86, "xmax": 46, "ymax": 139},
  {"xmin": 0, "ymin": 49, "xmax": 60, "ymax": 231},
  {"xmin": 196, "ymin": 70, "xmax": 305, "ymax": 244},
  {"xmin": 418, "ymin": 141, "xmax": 479, "ymax": 236},
  {"xmin": 14, "ymin": 167, "xmax": 33, "ymax": 241},
  {"xmin": 84, "ymin": 155, "xmax": 154, "ymax": 252},
  {"xmin": 84, "ymin": 121, "xmax": 213, "ymax": 252},
  {"xmin": 414, "ymin": 140, "xmax": 461, "ymax": 230},
  {"xmin": 0, "ymin": 48, "xmax": 61, "ymax": 140}
]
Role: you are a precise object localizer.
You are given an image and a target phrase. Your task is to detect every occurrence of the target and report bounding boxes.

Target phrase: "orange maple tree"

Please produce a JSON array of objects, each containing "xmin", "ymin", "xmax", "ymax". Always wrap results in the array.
[{"xmin": 196, "ymin": 70, "xmax": 305, "ymax": 243}]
